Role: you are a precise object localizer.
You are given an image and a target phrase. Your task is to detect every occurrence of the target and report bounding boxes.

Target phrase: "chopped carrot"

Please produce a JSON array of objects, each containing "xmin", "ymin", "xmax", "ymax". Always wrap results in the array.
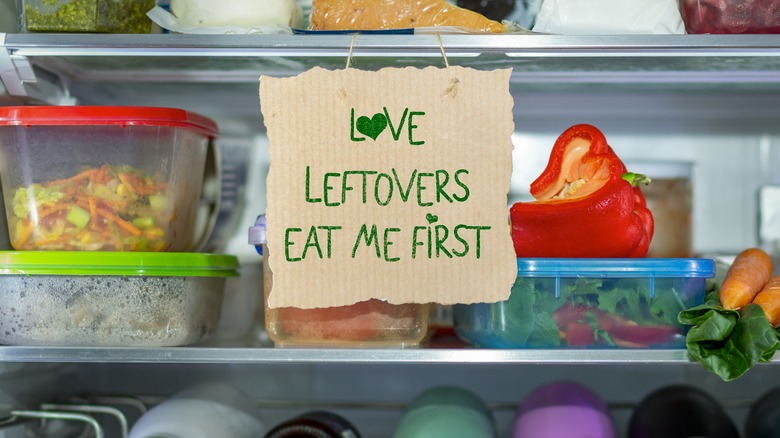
[
  {"xmin": 14, "ymin": 220, "xmax": 33, "ymax": 248},
  {"xmin": 44, "ymin": 168, "xmax": 99, "ymax": 187},
  {"xmin": 720, "ymin": 247, "xmax": 774, "ymax": 310},
  {"xmin": 117, "ymin": 173, "xmax": 137, "ymax": 194},
  {"xmin": 97, "ymin": 207, "xmax": 142, "ymax": 236},
  {"xmin": 752, "ymin": 275, "xmax": 780, "ymax": 326},
  {"xmin": 88, "ymin": 197, "xmax": 98, "ymax": 229}
]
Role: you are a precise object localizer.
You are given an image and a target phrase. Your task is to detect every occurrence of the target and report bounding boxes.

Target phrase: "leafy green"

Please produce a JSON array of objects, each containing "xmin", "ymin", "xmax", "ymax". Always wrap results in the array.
[
  {"xmin": 678, "ymin": 288, "xmax": 780, "ymax": 381},
  {"xmin": 499, "ymin": 276, "xmax": 684, "ymax": 348},
  {"xmin": 12, "ymin": 184, "xmax": 64, "ymax": 218}
]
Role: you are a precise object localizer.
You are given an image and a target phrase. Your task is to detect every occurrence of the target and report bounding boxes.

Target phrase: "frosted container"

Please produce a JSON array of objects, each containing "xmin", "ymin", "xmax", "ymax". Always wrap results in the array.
[{"xmin": 0, "ymin": 251, "xmax": 238, "ymax": 347}]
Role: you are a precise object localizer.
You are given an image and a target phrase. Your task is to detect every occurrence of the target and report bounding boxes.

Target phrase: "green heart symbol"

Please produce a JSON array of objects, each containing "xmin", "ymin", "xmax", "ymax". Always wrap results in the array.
[
  {"xmin": 356, "ymin": 113, "xmax": 387, "ymax": 141},
  {"xmin": 425, "ymin": 213, "xmax": 439, "ymax": 224}
]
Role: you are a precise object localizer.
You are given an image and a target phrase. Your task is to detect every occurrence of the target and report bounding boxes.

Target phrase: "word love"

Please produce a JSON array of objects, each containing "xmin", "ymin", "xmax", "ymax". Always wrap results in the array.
[{"xmin": 350, "ymin": 107, "xmax": 426, "ymax": 145}]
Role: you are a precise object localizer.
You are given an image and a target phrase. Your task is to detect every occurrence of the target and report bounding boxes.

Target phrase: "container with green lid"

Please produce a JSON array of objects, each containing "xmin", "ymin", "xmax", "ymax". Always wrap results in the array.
[{"xmin": 0, "ymin": 251, "xmax": 239, "ymax": 347}]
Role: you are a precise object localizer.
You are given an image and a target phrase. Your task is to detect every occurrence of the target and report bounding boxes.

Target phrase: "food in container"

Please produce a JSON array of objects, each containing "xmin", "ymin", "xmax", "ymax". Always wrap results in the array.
[
  {"xmin": 454, "ymin": 258, "xmax": 714, "ymax": 349},
  {"xmin": 19, "ymin": 0, "xmax": 156, "ymax": 33},
  {"xmin": 0, "ymin": 106, "xmax": 218, "ymax": 252},
  {"xmin": 0, "ymin": 251, "xmax": 238, "ymax": 347},
  {"xmin": 680, "ymin": 0, "xmax": 780, "ymax": 34},
  {"xmin": 627, "ymin": 161, "xmax": 693, "ymax": 258},
  {"xmin": 250, "ymin": 215, "xmax": 429, "ymax": 348}
]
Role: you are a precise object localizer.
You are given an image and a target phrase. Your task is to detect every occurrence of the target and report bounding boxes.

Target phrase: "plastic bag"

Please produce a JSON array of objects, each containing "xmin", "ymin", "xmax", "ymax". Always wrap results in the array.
[
  {"xmin": 532, "ymin": 0, "xmax": 685, "ymax": 34},
  {"xmin": 148, "ymin": 0, "xmax": 303, "ymax": 34}
]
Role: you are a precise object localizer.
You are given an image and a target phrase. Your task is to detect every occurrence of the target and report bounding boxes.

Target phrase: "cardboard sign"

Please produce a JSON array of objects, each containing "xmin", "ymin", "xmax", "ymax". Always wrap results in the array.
[{"xmin": 260, "ymin": 66, "xmax": 516, "ymax": 309}]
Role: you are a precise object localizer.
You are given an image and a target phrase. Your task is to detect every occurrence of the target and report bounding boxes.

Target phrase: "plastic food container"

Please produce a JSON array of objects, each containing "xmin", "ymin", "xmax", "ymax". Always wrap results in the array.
[
  {"xmin": 454, "ymin": 258, "xmax": 715, "ymax": 349},
  {"xmin": 0, "ymin": 106, "xmax": 218, "ymax": 252},
  {"xmin": 679, "ymin": 0, "xmax": 780, "ymax": 34},
  {"xmin": 249, "ymin": 215, "xmax": 429, "ymax": 348},
  {"xmin": 0, "ymin": 251, "xmax": 239, "ymax": 347},
  {"xmin": 18, "ymin": 0, "xmax": 155, "ymax": 33}
]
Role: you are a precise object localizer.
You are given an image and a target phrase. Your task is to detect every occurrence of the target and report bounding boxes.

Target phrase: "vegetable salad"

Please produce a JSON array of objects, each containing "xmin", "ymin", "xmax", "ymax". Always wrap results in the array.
[{"xmin": 9, "ymin": 164, "xmax": 173, "ymax": 251}]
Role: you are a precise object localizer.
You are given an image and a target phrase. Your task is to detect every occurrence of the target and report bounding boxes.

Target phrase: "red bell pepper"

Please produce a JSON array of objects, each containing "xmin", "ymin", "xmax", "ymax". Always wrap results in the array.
[
  {"xmin": 510, "ymin": 124, "xmax": 654, "ymax": 258},
  {"xmin": 552, "ymin": 303, "xmax": 682, "ymax": 348}
]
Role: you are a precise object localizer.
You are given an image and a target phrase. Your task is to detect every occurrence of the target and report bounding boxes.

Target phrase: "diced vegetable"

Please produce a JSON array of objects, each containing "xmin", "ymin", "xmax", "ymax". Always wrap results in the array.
[
  {"xmin": 148, "ymin": 194, "xmax": 168, "ymax": 212},
  {"xmin": 8, "ymin": 164, "xmax": 171, "ymax": 251},
  {"xmin": 66, "ymin": 205, "xmax": 91, "ymax": 229}
]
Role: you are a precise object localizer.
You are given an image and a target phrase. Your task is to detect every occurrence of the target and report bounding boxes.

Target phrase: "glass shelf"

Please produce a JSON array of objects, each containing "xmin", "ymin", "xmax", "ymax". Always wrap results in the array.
[
  {"xmin": 0, "ymin": 345, "xmax": 696, "ymax": 364},
  {"xmin": 5, "ymin": 33, "xmax": 780, "ymax": 87}
]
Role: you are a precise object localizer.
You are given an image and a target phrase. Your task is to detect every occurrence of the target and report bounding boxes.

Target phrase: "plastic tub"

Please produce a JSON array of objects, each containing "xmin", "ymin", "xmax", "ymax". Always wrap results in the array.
[
  {"xmin": 0, "ymin": 106, "xmax": 218, "ymax": 252},
  {"xmin": 0, "ymin": 251, "xmax": 239, "ymax": 346},
  {"xmin": 454, "ymin": 258, "xmax": 714, "ymax": 349},
  {"xmin": 250, "ymin": 215, "xmax": 429, "ymax": 348},
  {"xmin": 18, "ymin": 0, "xmax": 155, "ymax": 33},
  {"xmin": 679, "ymin": 0, "xmax": 780, "ymax": 34}
]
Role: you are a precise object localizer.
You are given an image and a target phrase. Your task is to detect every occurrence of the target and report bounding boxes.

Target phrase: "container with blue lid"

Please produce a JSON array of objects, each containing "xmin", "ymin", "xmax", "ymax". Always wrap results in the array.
[{"xmin": 454, "ymin": 258, "xmax": 715, "ymax": 349}]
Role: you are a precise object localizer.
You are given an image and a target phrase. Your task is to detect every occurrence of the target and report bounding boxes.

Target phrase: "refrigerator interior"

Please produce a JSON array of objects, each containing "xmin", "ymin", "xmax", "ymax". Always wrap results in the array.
[{"xmin": 3, "ymin": 30, "xmax": 780, "ymax": 437}]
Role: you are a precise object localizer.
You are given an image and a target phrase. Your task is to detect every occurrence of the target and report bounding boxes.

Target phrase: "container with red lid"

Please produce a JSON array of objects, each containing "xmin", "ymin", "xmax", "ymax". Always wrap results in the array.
[{"xmin": 0, "ymin": 106, "xmax": 218, "ymax": 252}]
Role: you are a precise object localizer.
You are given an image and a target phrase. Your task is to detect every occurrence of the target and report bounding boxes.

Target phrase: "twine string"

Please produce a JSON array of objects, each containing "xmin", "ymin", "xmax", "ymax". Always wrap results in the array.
[
  {"xmin": 435, "ymin": 33, "xmax": 450, "ymax": 68},
  {"xmin": 346, "ymin": 33, "xmax": 359, "ymax": 69}
]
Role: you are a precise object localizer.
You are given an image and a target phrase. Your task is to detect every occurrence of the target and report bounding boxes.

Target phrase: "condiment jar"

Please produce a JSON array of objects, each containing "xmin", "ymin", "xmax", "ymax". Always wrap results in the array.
[
  {"xmin": 249, "ymin": 215, "xmax": 429, "ymax": 348},
  {"xmin": 628, "ymin": 385, "xmax": 738, "ymax": 438},
  {"xmin": 128, "ymin": 381, "xmax": 264, "ymax": 438},
  {"xmin": 626, "ymin": 161, "xmax": 693, "ymax": 258},
  {"xmin": 264, "ymin": 411, "xmax": 361, "ymax": 438},
  {"xmin": 513, "ymin": 381, "xmax": 616, "ymax": 438},
  {"xmin": 393, "ymin": 386, "xmax": 496, "ymax": 438}
]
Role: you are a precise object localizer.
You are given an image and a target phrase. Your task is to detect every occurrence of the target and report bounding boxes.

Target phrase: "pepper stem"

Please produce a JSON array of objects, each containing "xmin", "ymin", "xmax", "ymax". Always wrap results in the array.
[{"xmin": 622, "ymin": 172, "xmax": 652, "ymax": 187}]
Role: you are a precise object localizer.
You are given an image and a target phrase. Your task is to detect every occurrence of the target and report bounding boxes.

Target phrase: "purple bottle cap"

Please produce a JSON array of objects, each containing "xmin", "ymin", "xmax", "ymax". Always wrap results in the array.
[
  {"xmin": 519, "ymin": 381, "xmax": 610, "ymax": 414},
  {"xmin": 513, "ymin": 381, "xmax": 616, "ymax": 438}
]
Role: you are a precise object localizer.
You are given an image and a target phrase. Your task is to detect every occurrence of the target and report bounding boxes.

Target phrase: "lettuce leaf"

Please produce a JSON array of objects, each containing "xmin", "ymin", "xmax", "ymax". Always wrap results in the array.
[
  {"xmin": 678, "ymin": 289, "xmax": 780, "ymax": 381},
  {"xmin": 12, "ymin": 184, "xmax": 64, "ymax": 218}
]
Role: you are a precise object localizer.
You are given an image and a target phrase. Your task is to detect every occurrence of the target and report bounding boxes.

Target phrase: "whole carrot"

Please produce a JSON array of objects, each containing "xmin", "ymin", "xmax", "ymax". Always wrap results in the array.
[
  {"xmin": 720, "ymin": 248, "xmax": 773, "ymax": 310},
  {"xmin": 752, "ymin": 275, "xmax": 780, "ymax": 326}
]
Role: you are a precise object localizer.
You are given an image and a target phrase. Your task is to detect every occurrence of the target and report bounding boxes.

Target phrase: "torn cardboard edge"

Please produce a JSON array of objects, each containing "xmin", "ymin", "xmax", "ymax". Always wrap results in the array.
[{"xmin": 260, "ymin": 66, "xmax": 516, "ymax": 309}]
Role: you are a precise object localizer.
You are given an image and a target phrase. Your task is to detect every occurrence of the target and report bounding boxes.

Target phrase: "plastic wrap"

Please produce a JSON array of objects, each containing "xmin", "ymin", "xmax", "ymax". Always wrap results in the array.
[
  {"xmin": 532, "ymin": 0, "xmax": 685, "ymax": 34},
  {"xmin": 148, "ymin": 0, "xmax": 303, "ymax": 34},
  {"xmin": 308, "ymin": 0, "xmax": 507, "ymax": 33},
  {"xmin": 680, "ymin": 0, "xmax": 780, "ymax": 34}
]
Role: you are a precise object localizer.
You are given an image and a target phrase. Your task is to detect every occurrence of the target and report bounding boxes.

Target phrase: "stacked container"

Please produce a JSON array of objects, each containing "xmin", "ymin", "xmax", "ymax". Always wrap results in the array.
[{"xmin": 0, "ymin": 106, "xmax": 238, "ymax": 347}]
